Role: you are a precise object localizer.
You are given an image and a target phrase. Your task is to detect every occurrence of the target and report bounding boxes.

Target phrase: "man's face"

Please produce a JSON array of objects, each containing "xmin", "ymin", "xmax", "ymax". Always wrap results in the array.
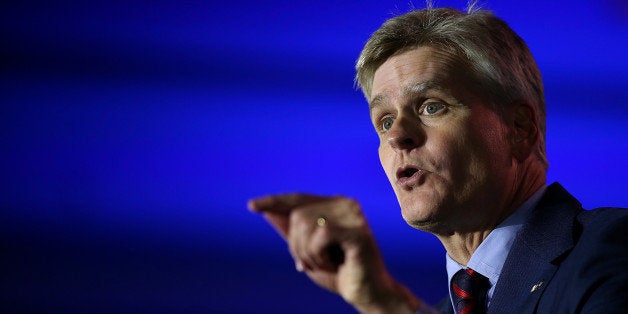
[{"xmin": 370, "ymin": 46, "xmax": 515, "ymax": 234}]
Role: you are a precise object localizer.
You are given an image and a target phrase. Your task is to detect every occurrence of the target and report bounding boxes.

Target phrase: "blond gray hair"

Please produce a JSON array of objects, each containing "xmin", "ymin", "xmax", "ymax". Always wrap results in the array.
[{"xmin": 355, "ymin": 6, "xmax": 548, "ymax": 168}]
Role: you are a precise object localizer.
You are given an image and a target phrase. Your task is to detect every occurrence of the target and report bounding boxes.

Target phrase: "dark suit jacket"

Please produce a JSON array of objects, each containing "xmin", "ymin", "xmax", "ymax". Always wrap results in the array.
[{"xmin": 436, "ymin": 183, "xmax": 628, "ymax": 313}]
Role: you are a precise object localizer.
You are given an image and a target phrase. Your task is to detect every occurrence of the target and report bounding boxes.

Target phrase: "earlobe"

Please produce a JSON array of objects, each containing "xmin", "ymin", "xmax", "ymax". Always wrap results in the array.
[{"xmin": 511, "ymin": 103, "xmax": 539, "ymax": 162}]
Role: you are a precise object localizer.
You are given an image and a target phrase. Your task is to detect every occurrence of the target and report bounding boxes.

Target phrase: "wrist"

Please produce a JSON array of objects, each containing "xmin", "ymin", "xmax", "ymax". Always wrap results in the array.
[{"xmin": 351, "ymin": 280, "xmax": 421, "ymax": 314}]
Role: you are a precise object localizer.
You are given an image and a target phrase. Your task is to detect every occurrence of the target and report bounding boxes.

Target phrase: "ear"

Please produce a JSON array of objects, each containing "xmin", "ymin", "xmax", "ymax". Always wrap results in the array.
[{"xmin": 509, "ymin": 102, "xmax": 539, "ymax": 162}]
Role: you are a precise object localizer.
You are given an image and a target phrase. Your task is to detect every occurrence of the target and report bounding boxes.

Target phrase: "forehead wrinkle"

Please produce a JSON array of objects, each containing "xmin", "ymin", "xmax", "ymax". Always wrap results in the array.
[
  {"xmin": 369, "ymin": 49, "xmax": 455, "ymax": 112},
  {"xmin": 404, "ymin": 80, "xmax": 441, "ymax": 98},
  {"xmin": 369, "ymin": 80, "xmax": 448, "ymax": 114},
  {"xmin": 403, "ymin": 79, "xmax": 457, "ymax": 105}
]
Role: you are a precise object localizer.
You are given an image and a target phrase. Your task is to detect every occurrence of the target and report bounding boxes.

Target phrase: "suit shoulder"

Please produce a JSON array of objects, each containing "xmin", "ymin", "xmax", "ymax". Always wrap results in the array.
[
  {"xmin": 578, "ymin": 206, "xmax": 628, "ymax": 220},
  {"xmin": 570, "ymin": 207, "xmax": 628, "ymax": 312},
  {"xmin": 542, "ymin": 207, "xmax": 628, "ymax": 312},
  {"xmin": 576, "ymin": 207, "xmax": 628, "ymax": 240}
]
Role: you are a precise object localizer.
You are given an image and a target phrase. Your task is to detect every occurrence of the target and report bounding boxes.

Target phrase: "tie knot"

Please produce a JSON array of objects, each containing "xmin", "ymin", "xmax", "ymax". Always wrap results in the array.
[{"xmin": 451, "ymin": 268, "xmax": 490, "ymax": 314}]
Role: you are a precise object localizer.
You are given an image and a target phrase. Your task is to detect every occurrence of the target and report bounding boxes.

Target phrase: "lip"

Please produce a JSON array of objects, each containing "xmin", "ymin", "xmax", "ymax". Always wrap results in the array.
[{"xmin": 396, "ymin": 165, "xmax": 426, "ymax": 190}]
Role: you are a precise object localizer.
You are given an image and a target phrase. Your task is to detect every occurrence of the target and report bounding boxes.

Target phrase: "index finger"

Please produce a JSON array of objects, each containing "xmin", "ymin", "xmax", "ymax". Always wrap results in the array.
[{"xmin": 247, "ymin": 193, "xmax": 328, "ymax": 214}]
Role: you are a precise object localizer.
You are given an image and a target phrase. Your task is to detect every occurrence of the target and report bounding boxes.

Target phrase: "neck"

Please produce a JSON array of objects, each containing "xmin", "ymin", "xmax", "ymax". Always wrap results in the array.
[{"xmin": 438, "ymin": 230, "xmax": 492, "ymax": 265}]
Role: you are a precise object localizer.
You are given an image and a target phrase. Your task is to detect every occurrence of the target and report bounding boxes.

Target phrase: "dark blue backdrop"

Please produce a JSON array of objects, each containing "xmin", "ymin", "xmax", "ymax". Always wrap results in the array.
[{"xmin": 2, "ymin": 1, "xmax": 627, "ymax": 313}]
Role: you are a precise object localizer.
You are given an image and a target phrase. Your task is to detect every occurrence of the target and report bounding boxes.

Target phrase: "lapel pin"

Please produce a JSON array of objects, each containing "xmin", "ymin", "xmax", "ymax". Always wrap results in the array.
[{"xmin": 530, "ymin": 281, "xmax": 544, "ymax": 293}]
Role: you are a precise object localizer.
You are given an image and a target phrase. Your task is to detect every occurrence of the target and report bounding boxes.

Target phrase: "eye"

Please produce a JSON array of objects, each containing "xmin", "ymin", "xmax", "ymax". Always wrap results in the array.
[
  {"xmin": 381, "ymin": 116, "xmax": 394, "ymax": 131},
  {"xmin": 421, "ymin": 102, "xmax": 446, "ymax": 116}
]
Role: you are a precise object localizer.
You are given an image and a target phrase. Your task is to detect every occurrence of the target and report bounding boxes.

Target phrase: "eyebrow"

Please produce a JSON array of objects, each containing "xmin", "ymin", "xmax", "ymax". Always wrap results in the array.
[
  {"xmin": 368, "ymin": 94, "xmax": 388, "ymax": 113},
  {"xmin": 368, "ymin": 80, "xmax": 445, "ymax": 113}
]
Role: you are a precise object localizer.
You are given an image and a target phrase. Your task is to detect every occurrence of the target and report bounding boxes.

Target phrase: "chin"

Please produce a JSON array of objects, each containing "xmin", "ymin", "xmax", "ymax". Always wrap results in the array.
[
  {"xmin": 400, "ymin": 202, "xmax": 440, "ymax": 230},
  {"xmin": 404, "ymin": 214, "xmax": 453, "ymax": 235},
  {"xmin": 397, "ymin": 191, "xmax": 453, "ymax": 233}
]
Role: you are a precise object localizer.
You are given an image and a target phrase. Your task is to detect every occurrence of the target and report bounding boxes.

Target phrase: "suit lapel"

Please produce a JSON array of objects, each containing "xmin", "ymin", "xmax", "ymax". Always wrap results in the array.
[{"xmin": 488, "ymin": 183, "xmax": 582, "ymax": 314}]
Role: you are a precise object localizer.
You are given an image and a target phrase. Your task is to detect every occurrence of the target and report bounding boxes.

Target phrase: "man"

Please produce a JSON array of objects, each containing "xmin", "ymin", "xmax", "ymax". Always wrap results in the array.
[{"xmin": 248, "ymin": 5, "xmax": 628, "ymax": 314}]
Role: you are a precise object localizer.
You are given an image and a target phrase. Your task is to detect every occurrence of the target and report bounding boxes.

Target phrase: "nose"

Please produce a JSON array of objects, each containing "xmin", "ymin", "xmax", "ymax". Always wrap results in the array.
[{"xmin": 386, "ymin": 117, "xmax": 424, "ymax": 151}]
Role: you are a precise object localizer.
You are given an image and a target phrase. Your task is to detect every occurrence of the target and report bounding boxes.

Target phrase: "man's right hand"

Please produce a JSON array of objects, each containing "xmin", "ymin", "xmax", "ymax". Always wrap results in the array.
[{"xmin": 248, "ymin": 194, "xmax": 422, "ymax": 313}]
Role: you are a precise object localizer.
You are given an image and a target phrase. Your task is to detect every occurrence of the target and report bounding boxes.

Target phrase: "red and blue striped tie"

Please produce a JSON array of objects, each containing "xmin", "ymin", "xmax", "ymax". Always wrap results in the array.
[{"xmin": 451, "ymin": 268, "xmax": 490, "ymax": 314}]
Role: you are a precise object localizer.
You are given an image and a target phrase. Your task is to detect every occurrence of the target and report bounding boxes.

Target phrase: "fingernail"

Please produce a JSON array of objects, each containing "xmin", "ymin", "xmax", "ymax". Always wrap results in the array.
[
  {"xmin": 247, "ymin": 199, "xmax": 259, "ymax": 212},
  {"xmin": 295, "ymin": 260, "xmax": 304, "ymax": 272}
]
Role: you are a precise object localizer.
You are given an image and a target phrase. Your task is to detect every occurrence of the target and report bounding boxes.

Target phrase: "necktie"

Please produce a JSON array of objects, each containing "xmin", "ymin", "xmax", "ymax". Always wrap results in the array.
[{"xmin": 451, "ymin": 268, "xmax": 490, "ymax": 314}]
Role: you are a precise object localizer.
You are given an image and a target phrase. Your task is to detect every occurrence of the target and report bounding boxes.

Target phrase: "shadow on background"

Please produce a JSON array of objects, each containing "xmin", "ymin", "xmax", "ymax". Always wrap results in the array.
[{"xmin": 2, "ymin": 0, "xmax": 627, "ymax": 312}]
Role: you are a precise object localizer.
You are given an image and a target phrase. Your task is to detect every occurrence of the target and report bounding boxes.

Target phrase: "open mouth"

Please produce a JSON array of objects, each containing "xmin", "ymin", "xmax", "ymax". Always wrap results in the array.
[
  {"xmin": 397, "ymin": 166, "xmax": 420, "ymax": 180},
  {"xmin": 402, "ymin": 168, "xmax": 418, "ymax": 178},
  {"xmin": 396, "ymin": 166, "xmax": 424, "ymax": 190}
]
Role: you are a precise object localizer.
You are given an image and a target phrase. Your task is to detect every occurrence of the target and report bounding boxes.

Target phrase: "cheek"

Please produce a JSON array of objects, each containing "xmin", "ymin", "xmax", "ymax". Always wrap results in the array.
[
  {"xmin": 471, "ymin": 116, "xmax": 512, "ymax": 166},
  {"xmin": 455, "ymin": 119, "xmax": 510, "ymax": 185},
  {"xmin": 425, "ymin": 129, "xmax": 468, "ymax": 175},
  {"xmin": 425, "ymin": 125, "xmax": 495, "ymax": 194},
  {"xmin": 378, "ymin": 145, "xmax": 393, "ymax": 178}
]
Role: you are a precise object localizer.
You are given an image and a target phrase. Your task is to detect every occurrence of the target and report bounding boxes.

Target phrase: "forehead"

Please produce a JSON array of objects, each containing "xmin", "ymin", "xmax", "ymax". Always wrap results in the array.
[{"xmin": 370, "ymin": 46, "xmax": 458, "ymax": 103}]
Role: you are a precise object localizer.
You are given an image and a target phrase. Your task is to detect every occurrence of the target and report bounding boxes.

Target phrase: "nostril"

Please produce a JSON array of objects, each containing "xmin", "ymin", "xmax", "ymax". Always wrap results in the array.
[
  {"xmin": 402, "ymin": 138, "xmax": 414, "ymax": 145},
  {"xmin": 387, "ymin": 121, "xmax": 422, "ymax": 150}
]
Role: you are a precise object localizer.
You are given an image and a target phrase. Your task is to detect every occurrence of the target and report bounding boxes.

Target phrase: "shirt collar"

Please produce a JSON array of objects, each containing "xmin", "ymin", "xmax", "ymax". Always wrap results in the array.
[{"xmin": 446, "ymin": 185, "xmax": 546, "ymax": 300}]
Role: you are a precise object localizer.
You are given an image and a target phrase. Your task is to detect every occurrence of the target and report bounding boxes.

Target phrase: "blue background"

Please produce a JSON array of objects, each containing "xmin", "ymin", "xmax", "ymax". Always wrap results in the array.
[{"xmin": 2, "ymin": 0, "xmax": 627, "ymax": 313}]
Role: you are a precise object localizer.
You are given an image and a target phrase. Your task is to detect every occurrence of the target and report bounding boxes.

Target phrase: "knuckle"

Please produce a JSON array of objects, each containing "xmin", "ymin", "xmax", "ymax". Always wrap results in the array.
[
  {"xmin": 289, "ymin": 209, "xmax": 307, "ymax": 225},
  {"xmin": 334, "ymin": 196, "xmax": 361, "ymax": 214}
]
